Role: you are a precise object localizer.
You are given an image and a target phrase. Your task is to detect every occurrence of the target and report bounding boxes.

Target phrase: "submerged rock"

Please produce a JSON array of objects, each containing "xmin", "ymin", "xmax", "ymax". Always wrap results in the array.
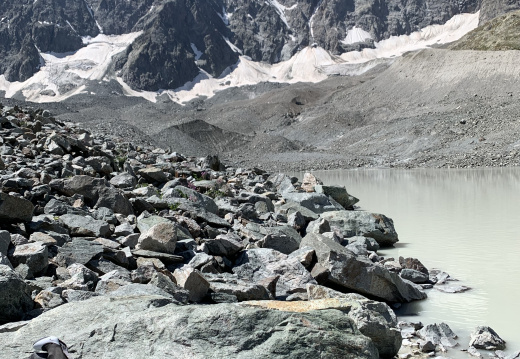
[{"xmin": 469, "ymin": 326, "xmax": 506, "ymax": 350}]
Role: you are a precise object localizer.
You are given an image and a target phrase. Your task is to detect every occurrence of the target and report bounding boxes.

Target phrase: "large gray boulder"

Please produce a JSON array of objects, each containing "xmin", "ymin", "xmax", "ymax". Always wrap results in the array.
[
  {"xmin": 60, "ymin": 214, "xmax": 111, "ymax": 237},
  {"xmin": 306, "ymin": 284, "xmax": 402, "ymax": 358},
  {"xmin": 282, "ymin": 192, "xmax": 344, "ymax": 214},
  {"xmin": 319, "ymin": 211, "xmax": 399, "ymax": 246},
  {"xmin": 203, "ymin": 234, "xmax": 244, "ymax": 257},
  {"xmin": 0, "ymin": 295, "xmax": 378, "ymax": 359},
  {"xmin": 301, "ymin": 233, "xmax": 425, "ymax": 303},
  {"xmin": 0, "ymin": 193, "xmax": 34, "ymax": 222},
  {"xmin": 11, "ymin": 242, "xmax": 48, "ymax": 275},
  {"xmin": 56, "ymin": 239, "xmax": 104, "ymax": 267},
  {"xmin": 164, "ymin": 186, "xmax": 218, "ymax": 214},
  {"xmin": 314, "ymin": 185, "xmax": 359, "ymax": 209},
  {"xmin": 138, "ymin": 222, "xmax": 178, "ymax": 254},
  {"xmin": 56, "ymin": 175, "xmax": 133, "ymax": 215},
  {"xmin": 257, "ymin": 226, "xmax": 302, "ymax": 255},
  {"xmin": 173, "ymin": 267, "xmax": 209, "ymax": 302},
  {"xmin": 233, "ymin": 248, "xmax": 316, "ymax": 299},
  {"xmin": 0, "ymin": 265, "xmax": 33, "ymax": 324}
]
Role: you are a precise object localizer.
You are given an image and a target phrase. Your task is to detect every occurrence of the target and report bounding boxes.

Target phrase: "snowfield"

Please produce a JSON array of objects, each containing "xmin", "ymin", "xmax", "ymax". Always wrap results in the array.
[{"xmin": 0, "ymin": 12, "xmax": 479, "ymax": 104}]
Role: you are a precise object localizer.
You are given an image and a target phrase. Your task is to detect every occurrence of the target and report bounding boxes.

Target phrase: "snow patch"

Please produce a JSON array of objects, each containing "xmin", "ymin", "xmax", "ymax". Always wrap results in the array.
[
  {"xmin": 267, "ymin": 0, "xmax": 291, "ymax": 29},
  {"xmin": 190, "ymin": 43, "xmax": 203, "ymax": 61},
  {"xmin": 0, "ymin": 32, "xmax": 142, "ymax": 103},
  {"xmin": 217, "ymin": 6, "xmax": 231, "ymax": 26},
  {"xmin": 116, "ymin": 77, "xmax": 157, "ymax": 103},
  {"xmin": 309, "ymin": 0, "xmax": 323, "ymax": 39},
  {"xmin": 223, "ymin": 37, "xmax": 243, "ymax": 55},
  {"xmin": 341, "ymin": 12, "xmax": 479, "ymax": 63},
  {"xmin": 342, "ymin": 27, "xmax": 372, "ymax": 45},
  {"xmin": 66, "ymin": 20, "xmax": 77, "ymax": 33}
]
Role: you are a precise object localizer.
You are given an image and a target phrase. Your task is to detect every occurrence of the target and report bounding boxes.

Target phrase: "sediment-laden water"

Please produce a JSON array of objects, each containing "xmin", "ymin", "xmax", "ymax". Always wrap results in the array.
[{"xmin": 298, "ymin": 167, "xmax": 520, "ymax": 356}]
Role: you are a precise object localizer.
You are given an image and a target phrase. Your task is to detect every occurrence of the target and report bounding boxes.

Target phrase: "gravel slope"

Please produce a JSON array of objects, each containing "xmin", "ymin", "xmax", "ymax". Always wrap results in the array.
[{"xmin": 2, "ymin": 47, "xmax": 520, "ymax": 171}]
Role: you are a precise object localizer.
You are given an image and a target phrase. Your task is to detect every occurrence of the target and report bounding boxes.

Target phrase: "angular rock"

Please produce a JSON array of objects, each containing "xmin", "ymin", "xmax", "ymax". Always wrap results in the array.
[
  {"xmin": 60, "ymin": 214, "xmax": 111, "ymax": 237},
  {"xmin": 58, "ymin": 175, "xmax": 133, "ymax": 215},
  {"xmin": 173, "ymin": 267, "xmax": 210, "ymax": 302},
  {"xmin": 0, "ymin": 231, "xmax": 11, "ymax": 256},
  {"xmin": 399, "ymin": 257, "xmax": 429, "ymax": 275},
  {"xmin": 306, "ymin": 284, "xmax": 402, "ymax": 358},
  {"xmin": 319, "ymin": 210, "xmax": 399, "ymax": 246},
  {"xmin": 300, "ymin": 233, "xmax": 425, "ymax": 302},
  {"xmin": 62, "ymin": 290, "xmax": 100, "ymax": 303},
  {"xmin": 165, "ymin": 186, "xmax": 218, "ymax": 214},
  {"xmin": 138, "ymin": 222, "xmax": 177, "ymax": 254},
  {"xmin": 0, "ymin": 254, "xmax": 12, "ymax": 269},
  {"xmin": 149, "ymin": 272, "xmax": 190, "ymax": 304},
  {"xmin": 11, "ymin": 242, "xmax": 48, "ymax": 274},
  {"xmin": 0, "ymin": 193, "xmax": 34, "ymax": 222},
  {"xmin": 417, "ymin": 323, "xmax": 459, "ymax": 348},
  {"xmin": 301, "ymin": 173, "xmax": 323, "ymax": 192},
  {"xmin": 279, "ymin": 202, "xmax": 319, "ymax": 221},
  {"xmin": 60, "ymin": 263, "xmax": 98, "ymax": 291},
  {"xmin": 114, "ymin": 223, "xmax": 135, "ymax": 237},
  {"xmin": 288, "ymin": 247, "xmax": 315, "ymax": 268},
  {"xmin": 56, "ymin": 239, "xmax": 104, "ymax": 267},
  {"xmin": 34, "ymin": 290, "xmax": 65, "ymax": 310},
  {"xmin": 203, "ymin": 233, "xmax": 244, "ymax": 257},
  {"xmin": 110, "ymin": 172, "xmax": 137, "ymax": 188},
  {"xmin": 136, "ymin": 215, "xmax": 170, "ymax": 233},
  {"xmin": 282, "ymin": 192, "xmax": 344, "ymax": 214},
  {"xmin": 0, "ymin": 295, "xmax": 379, "ymax": 358},
  {"xmin": 138, "ymin": 167, "xmax": 168, "ymax": 183},
  {"xmin": 314, "ymin": 185, "xmax": 359, "ymax": 209},
  {"xmin": 131, "ymin": 249, "xmax": 183, "ymax": 263},
  {"xmin": 95, "ymin": 270, "xmax": 133, "ymax": 295},
  {"xmin": 400, "ymin": 269, "xmax": 430, "ymax": 284},
  {"xmin": 469, "ymin": 326, "xmax": 506, "ymax": 350},
  {"xmin": 257, "ymin": 226, "xmax": 302, "ymax": 255},
  {"xmin": 0, "ymin": 265, "xmax": 33, "ymax": 324},
  {"xmin": 205, "ymin": 273, "xmax": 271, "ymax": 301},
  {"xmin": 306, "ymin": 217, "xmax": 331, "ymax": 234},
  {"xmin": 233, "ymin": 248, "xmax": 317, "ymax": 299}
]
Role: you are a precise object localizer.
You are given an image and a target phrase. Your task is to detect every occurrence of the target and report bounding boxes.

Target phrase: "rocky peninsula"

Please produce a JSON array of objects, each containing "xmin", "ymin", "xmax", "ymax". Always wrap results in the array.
[{"xmin": 0, "ymin": 104, "xmax": 513, "ymax": 358}]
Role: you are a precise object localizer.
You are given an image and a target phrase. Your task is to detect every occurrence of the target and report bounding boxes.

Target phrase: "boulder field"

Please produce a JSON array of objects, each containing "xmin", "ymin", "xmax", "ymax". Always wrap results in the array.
[{"xmin": 0, "ymin": 103, "xmax": 504, "ymax": 358}]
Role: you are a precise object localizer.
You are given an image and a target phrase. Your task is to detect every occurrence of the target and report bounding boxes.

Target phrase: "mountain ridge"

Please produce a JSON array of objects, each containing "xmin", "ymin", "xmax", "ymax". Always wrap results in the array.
[{"xmin": 1, "ymin": 0, "xmax": 481, "ymax": 92}]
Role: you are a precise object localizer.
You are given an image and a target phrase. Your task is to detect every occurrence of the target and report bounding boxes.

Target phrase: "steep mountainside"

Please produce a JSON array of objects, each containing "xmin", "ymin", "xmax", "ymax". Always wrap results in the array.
[
  {"xmin": 451, "ymin": 10, "xmax": 520, "ymax": 50},
  {"xmin": 479, "ymin": 0, "xmax": 520, "ymax": 24},
  {"xmin": 0, "ymin": 0, "xmax": 479, "ymax": 91}
]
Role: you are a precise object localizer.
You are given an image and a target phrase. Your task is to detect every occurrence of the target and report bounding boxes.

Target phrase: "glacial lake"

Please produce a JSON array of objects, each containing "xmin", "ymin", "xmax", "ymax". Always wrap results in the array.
[{"xmin": 294, "ymin": 168, "xmax": 520, "ymax": 356}]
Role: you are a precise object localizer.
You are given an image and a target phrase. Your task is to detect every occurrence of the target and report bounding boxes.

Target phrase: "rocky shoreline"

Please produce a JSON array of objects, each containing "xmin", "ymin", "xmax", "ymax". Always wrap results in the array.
[{"xmin": 0, "ymin": 103, "xmax": 515, "ymax": 358}]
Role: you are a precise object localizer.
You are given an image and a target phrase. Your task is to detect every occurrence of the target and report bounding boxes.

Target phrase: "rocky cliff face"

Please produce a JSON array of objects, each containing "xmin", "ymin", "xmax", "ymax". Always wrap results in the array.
[
  {"xmin": 479, "ymin": 0, "xmax": 520, "ymax": 24},
  {"xmin": 0, "ymin": 0, "xmax": 480, "ymax": 90}
]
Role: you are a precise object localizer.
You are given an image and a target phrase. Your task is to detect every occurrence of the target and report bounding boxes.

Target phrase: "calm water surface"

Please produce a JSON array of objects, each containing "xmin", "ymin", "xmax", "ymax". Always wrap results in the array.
[{"xmin": 295, "ymin": 168, "xmax": 520, "ymax": 355}]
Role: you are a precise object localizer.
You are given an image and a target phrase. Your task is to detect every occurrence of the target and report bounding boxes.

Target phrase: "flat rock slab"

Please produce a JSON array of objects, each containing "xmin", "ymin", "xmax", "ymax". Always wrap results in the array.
[
  {"xmin": 0, "ymin": 295, "xmax": 378, "ymax": 359},
  {"xmin": 60, "ymin": 214, "xmax": 111, "ymax": 237},
  {"xmin": 56, "ymin": 239, "xmax": 104, "ymax": 267},
  {"xmin": 0, "ymin": 193, "xmax": 34, "ymax": 222},
  {"xmin": 131, "ymin": 249, "xmax": 183, "ymax": 263}
]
